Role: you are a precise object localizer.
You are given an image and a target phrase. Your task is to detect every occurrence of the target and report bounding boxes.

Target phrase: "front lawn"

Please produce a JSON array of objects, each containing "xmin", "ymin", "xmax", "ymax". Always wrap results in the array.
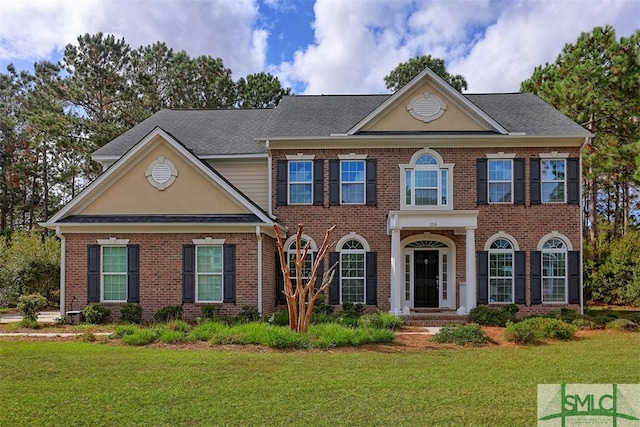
[{"xmin": 1, "ymin": 331, "xmax": 639, "ymax": 426}]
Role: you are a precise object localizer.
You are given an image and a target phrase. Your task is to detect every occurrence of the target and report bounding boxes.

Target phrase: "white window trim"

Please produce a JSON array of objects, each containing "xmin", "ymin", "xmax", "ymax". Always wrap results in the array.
[
  {"xmin": 337, "ymin": 153, "xmax": 368, "ymax": 160},
  {"xmin": 540, "ymin": 158, "xmax": 567, "ymax": 204},
  {"xmin": 287, "ymin": 160, "xmax": 314, "ymax": 205},
  {"xmin": 340, "ymin": 159, "xmax": 366, "ymax": 205},
  {"xmin": 101, "ymin": 245, "xmax": 127, "ymax": 303},
  {"xmin": 192, "ymin": 238, "xmax": 225, "ymax": 245},
  {"xmin": 487, "ymin": 158, "xmax": 514, "ymax": 204},
  {"xmin": 97, "ymin": 238, "xmax": 129, "ymax": 246},
  {"xmin": 195, "ymin": 245, "xmax": 224, "ymax": 303},
  {"xmin": 338, "ymin": 236, "xmax": 368, "ymax": 304},
  {"xmin": 285, "ymin": 153, "xmax": 315, "ymax": 160},
  {"xmin": 540, "ymin": 237, "xmax": 568, "ymax": 304},
  {"xmin": 486, "ymin": 152, "xmax": 516, "ymax": 159},
  {"xmin": 488, "ymin": 239, "xmax": 514, "ymax": 304},
  {"xmin": 400, "ymin": 149, "xmax": 454, "ymax": 210}
]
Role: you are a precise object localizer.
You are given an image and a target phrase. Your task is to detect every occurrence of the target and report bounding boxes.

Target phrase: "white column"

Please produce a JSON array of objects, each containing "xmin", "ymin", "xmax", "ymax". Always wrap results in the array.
[
  {"xmin": 465, "ymin": 227, "xmax": 477, "ymax": 311},
  {"xmin": 389, "ymin": 219, "xmax": 402, "ymax": 315}
]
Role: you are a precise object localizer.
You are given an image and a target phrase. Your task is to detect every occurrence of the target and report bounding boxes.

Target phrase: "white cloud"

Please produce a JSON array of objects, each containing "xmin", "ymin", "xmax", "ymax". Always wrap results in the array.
[{"xmin": 0, "ymin": 0, "xmax": 267, "ymax": 79}]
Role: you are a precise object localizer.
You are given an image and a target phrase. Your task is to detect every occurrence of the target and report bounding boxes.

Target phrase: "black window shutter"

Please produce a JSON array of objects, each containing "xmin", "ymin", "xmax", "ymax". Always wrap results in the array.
[
  {"xmin": 328, "ymin": 159, "xmax": 340, "ymax": 206},
  {"xmin": 328, "ymin": 252, "xmax": 340, "ymax": 304},
  {"xmin": 366, "ymin": 158, "xmax": 377, "ymax": 206},
  {"xmin": 530, "ymin": 158, "xmax": 541, "ymax": 205},
  {"xmin": 313, "ymin": 159, "xmax": 324, "ymax": 206},
  {"xmin": 568, "ymin": 251, "xmax": 581, "ymax": 304},
  {"xmin": 223, "ymin": 244, "xmax": 236, "ymax": 304},
  {"xmin": 567, "ymin": 158, "xmax": 580, "ymax": 205},
  {"xmin": 514, "ymin": 158, "xmax": 525, "ymax": 205},
  {"xmin": 477, "ymin": 251, "xmax": 488, "ymax": 304},
  {"xmin": 275, "ymin": 252, "xmax": 286, "ymax": 305},
  {"xmin": 530, "ymin": 251, "xmax": 542, "ymax": 304},
  {"xmin": 365, "ymin": 252, "xmax": 377, "ymax": 305},
  {"xmin": 476, "ymin": 159, "xmax": 488, "ymax": 205},
  {"xmin": 314, "ymin": 258, "xmax": 324, "ymax": 292},
  {"xmin": 182, "ymin": 245, "xmax": 195, "ymax": 303},
  {"xmin": 276, "ymin": 160, "xmax": 288, "ymax": 206},
  {"xmin": 87, "ymin": 244, "xmax": 100, "ymax": 303},
  {"xmin": 514, "ymin": 251, "xmax": 526, "ymax": 304},
  {"xmin": 127, "ymin": 245, "xmax": 140, "ymax": 303}
]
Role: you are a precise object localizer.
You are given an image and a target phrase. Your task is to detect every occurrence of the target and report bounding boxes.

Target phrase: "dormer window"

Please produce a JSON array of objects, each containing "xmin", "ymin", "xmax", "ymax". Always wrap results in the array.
[{"xmin": 400, "ymin": 149, "xmax": 453, "ymax": 210}]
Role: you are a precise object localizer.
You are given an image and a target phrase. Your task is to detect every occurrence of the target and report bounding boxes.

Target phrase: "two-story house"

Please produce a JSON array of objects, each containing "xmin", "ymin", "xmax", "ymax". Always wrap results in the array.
[{"xmin": 44, "ymin": 68, "xmax": 591, "ymax": 323}]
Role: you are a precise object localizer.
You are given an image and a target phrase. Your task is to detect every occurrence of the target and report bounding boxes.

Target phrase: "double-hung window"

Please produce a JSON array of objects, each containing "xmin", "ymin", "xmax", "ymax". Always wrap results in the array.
[
  {"xmin": 287, "ymin": 239, "xmax": 314, "ymax": 288},
  {"xmin": 340, "ymin": 239, "xmax": 366, "ymax": 303},
  {"xmin": 402, "ymin": 150, "xmax": 452, "ymax": 209},
  {"xmin": 340, "ymin": 160, "xmax": 365, "ymax": 204},
  {"xmin": 102, "ymin": 246, "xmax": 127, "ymax": 302},
  {"xmin": 541, "ymin": 159, "xmax": 566, "ymax": 203},
  {"xmin": 488, "ymin": 160, "xmax": 513, "ymax": 203},
  {"xmin": 288, "ymin": 161, "xmax": 313, "ymax": 204},
  {"xmin": 488, "ymin": 239, "xmax": 513, "ymax": 303},
  {"xmin": 196, "ymin": 246, "xmax": 223, "ymax": 302},
  {"xmin": 542, "ymin": 238, "xmax": 567, "ymax": 303}
]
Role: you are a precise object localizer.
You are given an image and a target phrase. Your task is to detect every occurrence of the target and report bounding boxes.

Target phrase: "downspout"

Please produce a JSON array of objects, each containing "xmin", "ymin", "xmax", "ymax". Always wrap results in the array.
[
  {"xmin": 266, "ymin": 139, "xmax": 274, "ymax": 218},
  {"xmin": 256, "ymin": 225, "xmax": 263, "ymax": 316},
  {"xmin": 579, "ymin": 138, "xmax": 587, "ymax": 315},
  {"xmin": 55, "ymin": 226, "xmax": 66, "ymax": 319}
]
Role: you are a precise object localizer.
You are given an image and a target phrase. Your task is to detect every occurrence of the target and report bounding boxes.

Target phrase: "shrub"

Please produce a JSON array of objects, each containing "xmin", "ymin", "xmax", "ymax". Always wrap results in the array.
[
  {"xmin": 153, "ymin": 305, "xmax": 183, "ymax": 323},
  {"xmin": 504, "ymin": 318, "xmax": 576, "ymax": 344},
  {"xmin": 341, "ymin": 302, "xmax": 365, "ymax": 318},
  {"xmin": 201, "ymin": 304, "xmax": 221, "ymax": 321},
  {"xmin": 313, "ymin": 294, "xmax": 334, "ymax": 316},
  {"xmin": 559, "ymin": 308, "xmax": 577, "ymax": 322},
  {"xmin": 432, "ymin": 323, "xmax": 490, "ymax": 346},
  {"xmin": 267, "ymin": 310, "xmax": 290, "ymax": 326},
  {"xmin": 264, "ymin": 327, "xmax": 310, "ymax": 349},
  {"xmin": 158, "ymin": 329, "xmax": 188, "ymax": 344},
  {"xmin": 606, "ymin": 318, "xmax": 638, "ymax": 331},
  {"xmin": 17, "ymin": 293, "xmax": 47, "ymax": 322},
  {"xmin": 76, "ymin": 331, "xmax": 97, "ymax": 342},
  {"xmin": 83, "ymin": 304, "xmax": 112, "ymax": 324},
  {"xmin": 468, "ymin": 305, "xmax": 518, "ymax": 327},
  {"xmin": 119, "ymin": 303, "xmax": 143, "ymax": 324},
  {"xmin": 236, "ymin": 305, "xmax": 260, "ymax": 323},
  {"xmin": 190, "ymin": 321, "xmax": 227, "ymax": 341},
  {"xmin": 111, "ymin": 324, "xmax": 138, "ymax": 338},
  {"xmin": 571, "ymin": 317, "xmax": 598, "ymax": 330},
  {"xmin": 18, "ymin": 318, "xmax": 40, "ymax": 329},
  {"xmin": 121, "ymin": 329, "xmax": 157, "ymax": 346},
  {"xmin": 357, "ymin": 312, "xmax": 404, "ymax": 330},
  {"xmin": 166, "ymin": 320, "xmax": 191, "ymax": 333}
]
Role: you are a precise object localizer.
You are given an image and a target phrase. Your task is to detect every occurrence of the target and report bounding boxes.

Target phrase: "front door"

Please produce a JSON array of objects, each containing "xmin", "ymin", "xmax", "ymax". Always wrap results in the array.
[{"xmin": 414, "ymin": 250, "xmax": 439, "ymax": 308}]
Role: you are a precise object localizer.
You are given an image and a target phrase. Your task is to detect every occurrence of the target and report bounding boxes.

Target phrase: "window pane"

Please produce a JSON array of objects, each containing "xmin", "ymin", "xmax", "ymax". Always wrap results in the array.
[
  {"xmin": 542, "ymin": 182, "xmax": 565, "ymax": 203},
  {"xmin": 342, "ymin": 183, "xmax": 364, "ymax": 204},
  {"xmin": 543, "ymin": 252, "xmax": 566, "ymax": 277},
  {"xmin": 341, "ymin": 161, "xmax": 364, "ymax": 182},
  {"xmin": 489, "ymin": 160, "xmax": 512, "ymax": 181},
  {"xmin": 103, "ymin": 275, "xmax": 127, "ymax": 301},
  {"xmin": 441, "ymin": 170, "xmax": 447, "ymax": 205},
  {"xmin": 416, "ymin": 155, "xmax": 437, "ymax": 165},
  {"xmin": 289, "ymin": 183, "xmax": 312, "ymax": 204},
  {"xmin": 489, "ymin": 182, "xmax": 512, "ymax": 203},
  {"xmin": 490, "ymin": 279, "xmax": 513, "ymax": 303},
  {"xmin": 197, "ymin": 275, "xmax": 223, "ymax": 301},
  {"xmin": 341, "ymin": 252, "xmax": 364, "ymax": 304},
  {"xmin": 541, "ymin": 160, "xmax": 565, "ymax": 181},
  {"xmin": 103, "ymin": 247, "xmax": 126, "ymax": 273},
  {"xmin": 405, "ymin": 171, "xmax": 412, "ymax": 205},
  {"xmin": 197, "ymin": 246, "xmax": 222, "ymax": 273},
  {"xmin": 342, "ymin": 239, "xmax": 364, "ymax": 250},
  {"xmin": 341, "ymin": 279, "xmax": 365, "ymax": 303},
  {"xmin": 415, "ymin": 170, "xmax": 437, "ymax": 188},
  {"xmin": 544, "ymin": 278, "xmax": 565, "ymax": 302},
  {"xmin": 490, "ymin": 253, "xmax": 513, "ymax": 277},
  {"xmin": 415, "ymin": 189, "xmax": 437, "ymax": 205},
  {"xmin": 289, "ymin": 161, "xmax": 312, "ymax": 182}
]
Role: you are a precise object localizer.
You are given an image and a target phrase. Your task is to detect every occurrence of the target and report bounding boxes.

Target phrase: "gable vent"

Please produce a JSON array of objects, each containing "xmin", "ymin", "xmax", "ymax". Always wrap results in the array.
[
  {"xmin": 407, "ymin": 92, "xmax": 446, "ymax": 123},
  {"xmin": 152, "ymin": 163, "xmax": 172, "ymax": 184},
  {"xmin": 145, "ymin": 157, "xmax": 178, "ymax": 190}
]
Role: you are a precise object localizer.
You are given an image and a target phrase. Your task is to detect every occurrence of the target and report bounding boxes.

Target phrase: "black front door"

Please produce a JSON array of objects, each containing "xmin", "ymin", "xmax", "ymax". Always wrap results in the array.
[{"xmin": 414, "ymin": 250, "xmax": 439, "ymax": 308}]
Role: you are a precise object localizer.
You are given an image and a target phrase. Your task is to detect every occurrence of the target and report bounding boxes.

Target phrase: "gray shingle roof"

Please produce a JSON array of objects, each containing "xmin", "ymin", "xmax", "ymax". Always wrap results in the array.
[
  {"xmin": 465, "ymin": 93, "xmax": 591, "ymax": 136},
  {"xmin": 94, "ymin": 92, "xmax": 589, "ymax": 157},
  {"xmin": 93, "ymin": 109, "xmax": 272, "ymax": 157}
]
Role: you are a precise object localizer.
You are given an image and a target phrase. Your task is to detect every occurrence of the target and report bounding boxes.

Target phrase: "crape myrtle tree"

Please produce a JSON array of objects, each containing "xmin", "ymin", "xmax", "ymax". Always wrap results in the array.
[
  {"xmin": 384, "ymin": 54, "xmax": 468, "ymax": 93},
  {"xmin": 274, "ymin": 224, "xmax": 337, "ymax": 333}
]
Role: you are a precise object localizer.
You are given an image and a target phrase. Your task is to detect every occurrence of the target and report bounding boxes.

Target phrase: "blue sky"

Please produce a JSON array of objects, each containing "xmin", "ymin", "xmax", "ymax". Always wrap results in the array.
[{"xmin": 0, "ymin": 0, "xmax": 637, "ymax": 95}]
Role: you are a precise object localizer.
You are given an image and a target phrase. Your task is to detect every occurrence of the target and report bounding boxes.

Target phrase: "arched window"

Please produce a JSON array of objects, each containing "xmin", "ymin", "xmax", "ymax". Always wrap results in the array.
[
  {"xmin": 401, "ymin": 149, "xmax": 452, "ymax": 209},
  {"xmin": 542, "ymin": 238, "xmax": 567, "ymax": 302},
  {"xmin": 340, "ymin": 238, "xmax": 366, "ymax": 304},
  {"xmin": 489, "ymin": 238, "xmax": 514, "ymax": 303}
]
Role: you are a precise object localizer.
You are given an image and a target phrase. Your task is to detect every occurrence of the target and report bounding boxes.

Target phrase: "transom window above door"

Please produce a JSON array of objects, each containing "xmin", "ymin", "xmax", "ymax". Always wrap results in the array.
[{"xmin": 400, "ymin": 149, "xmax": 453, "ymax": 210}]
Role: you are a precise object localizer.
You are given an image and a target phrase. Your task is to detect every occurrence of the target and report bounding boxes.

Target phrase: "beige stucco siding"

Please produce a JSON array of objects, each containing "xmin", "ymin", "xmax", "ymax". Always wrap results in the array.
[
  {"xmin": 207, "ymin": 159, "xmax": 268, "ymax": 210},
  {"xmin": 81, "ymin": 142, "xmax": 249, "ymax": 215},
  {"xmin": 367, "ymin": 82, "xmax": 487, "ymax": 132}
]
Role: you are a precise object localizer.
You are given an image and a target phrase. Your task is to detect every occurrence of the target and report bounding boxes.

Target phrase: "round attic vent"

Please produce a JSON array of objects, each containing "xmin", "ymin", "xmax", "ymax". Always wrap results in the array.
[
  {"xmin": 407, "ymin": 92, "xmax": 446, "ymax": 122},
  {"xmin": 145, "ymin": 157, "xmax": 178, "ymax": 190}
]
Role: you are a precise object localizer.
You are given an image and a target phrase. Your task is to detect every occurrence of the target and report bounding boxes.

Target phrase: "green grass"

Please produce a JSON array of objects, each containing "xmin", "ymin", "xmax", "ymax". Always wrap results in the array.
[{"xmin": 1, "ymin": 332, "xmax": 639, "ymax": 426}]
